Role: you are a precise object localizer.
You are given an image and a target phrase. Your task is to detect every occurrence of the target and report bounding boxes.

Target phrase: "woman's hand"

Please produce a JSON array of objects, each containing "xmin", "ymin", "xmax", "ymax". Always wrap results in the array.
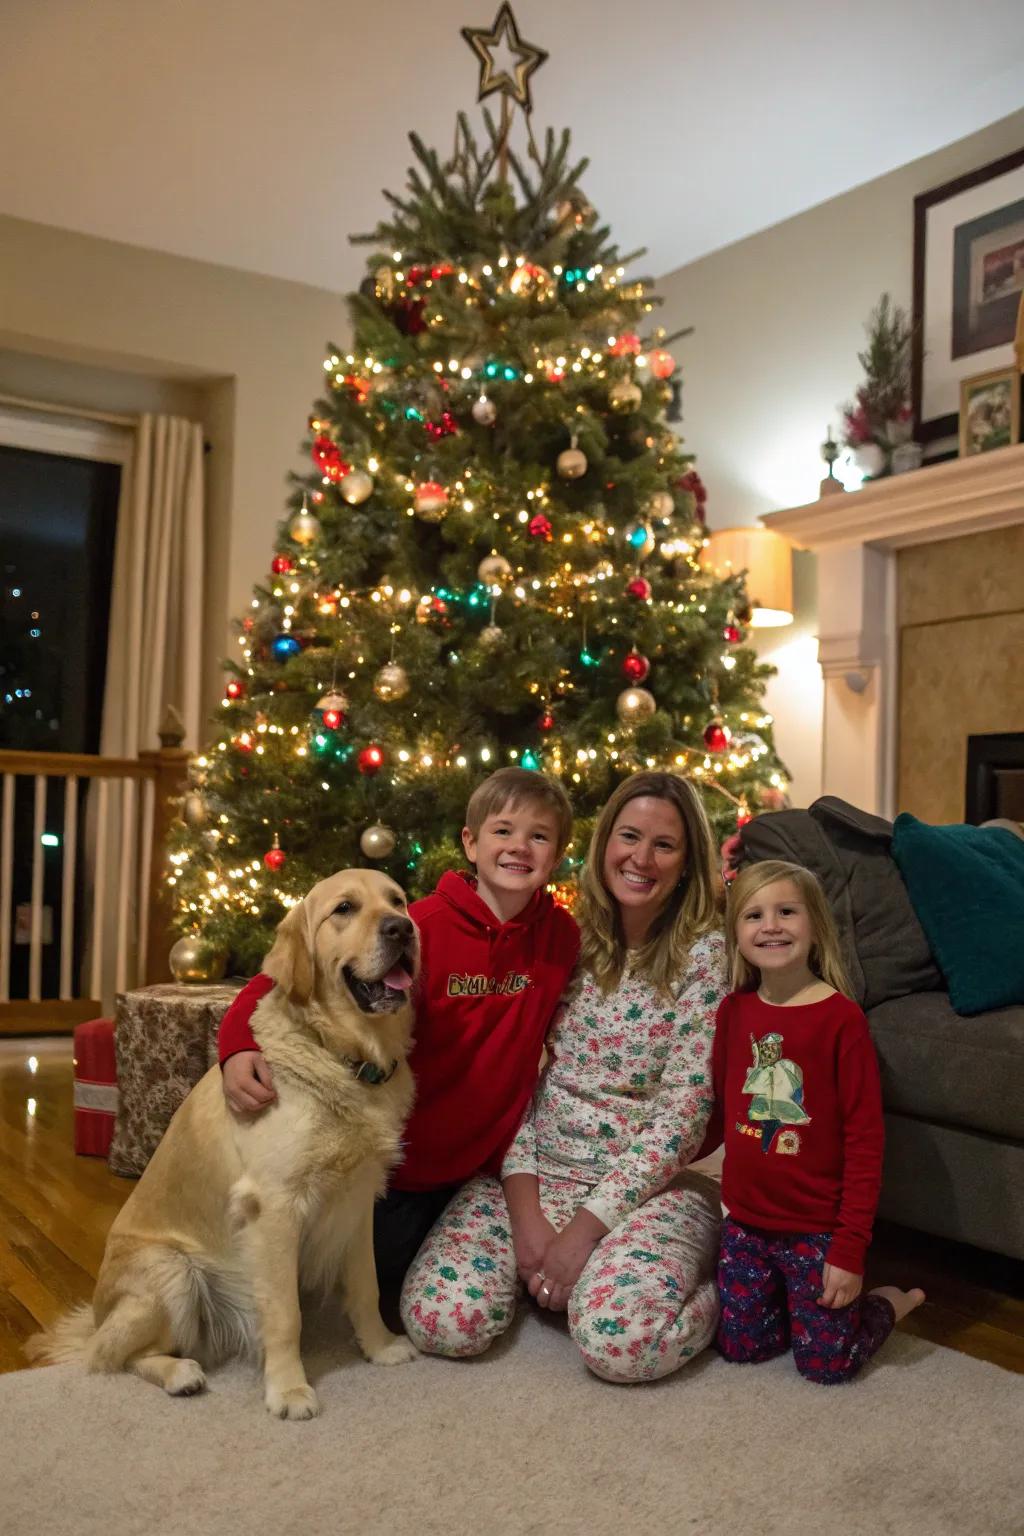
[
  {"xmin": 511, "ymin": 1210, "xmax": 558, "ymax": 1287},
  {"xmin": 528, "ymin": 1209, "xmax": 608, "ymax": 1312},
  {"xmin": 818, "ymin": 1263, "xmax": 862, "ymax": 1309},
  {"xmin": 222, "ymin": 1050, "xmax": 276, "ymax": 1113}
]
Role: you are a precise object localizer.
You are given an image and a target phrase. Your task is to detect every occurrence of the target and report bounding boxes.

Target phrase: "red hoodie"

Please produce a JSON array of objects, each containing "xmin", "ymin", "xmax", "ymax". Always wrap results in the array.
[{"xmin": 218, "ymin": 870, "xmax": 579, "ymax": 1190}]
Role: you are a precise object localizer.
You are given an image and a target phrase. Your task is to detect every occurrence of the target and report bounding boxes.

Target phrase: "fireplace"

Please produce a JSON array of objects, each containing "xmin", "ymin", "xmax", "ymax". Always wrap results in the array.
[{"xmin": 965, "ymin": 734, "xmax": 1024, "ymax": 824}]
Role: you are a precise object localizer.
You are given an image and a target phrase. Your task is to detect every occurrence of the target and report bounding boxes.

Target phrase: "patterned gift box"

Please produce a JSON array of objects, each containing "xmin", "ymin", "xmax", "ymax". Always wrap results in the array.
[
  {"xmin": 73, "ymin": 1017, "xmax": 118, "ymax": 1158},
  {"xmin": 108, "ymin": 980, "xmax": 245, "ymax": 1177}
]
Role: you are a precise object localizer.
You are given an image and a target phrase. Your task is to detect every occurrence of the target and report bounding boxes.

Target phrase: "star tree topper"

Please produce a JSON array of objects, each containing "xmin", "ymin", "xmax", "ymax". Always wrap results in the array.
[{"xmin": 461, "ymin": 3, "xmax": 548, "ymax": 113}]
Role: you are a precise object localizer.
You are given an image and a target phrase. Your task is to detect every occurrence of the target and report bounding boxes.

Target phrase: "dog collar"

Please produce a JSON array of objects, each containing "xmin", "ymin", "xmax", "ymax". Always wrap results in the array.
[{"xmin": 342, "ymin": 1055, "xmax": 398, "ymax": 1086}]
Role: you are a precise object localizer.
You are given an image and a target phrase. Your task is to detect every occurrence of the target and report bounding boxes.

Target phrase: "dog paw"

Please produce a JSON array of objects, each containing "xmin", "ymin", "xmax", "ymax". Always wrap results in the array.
[
  {"xmin": 368, "ymin": 1334, "xmax": 418, "ymax": 1367},
  {"xmin": 265, "ymin": 1383, "xmax": 320, "ymax": 1421},
  {"xmin": 166, "ymin": 1360, "xmax": 206, "ymax": 1397}
]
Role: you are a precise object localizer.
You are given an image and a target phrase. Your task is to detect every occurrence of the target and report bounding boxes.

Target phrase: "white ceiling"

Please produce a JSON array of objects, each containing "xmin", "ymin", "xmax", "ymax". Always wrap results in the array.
[{"xmin": 2, "ymin": 0, "xmax": 1023, "ymax": 293}]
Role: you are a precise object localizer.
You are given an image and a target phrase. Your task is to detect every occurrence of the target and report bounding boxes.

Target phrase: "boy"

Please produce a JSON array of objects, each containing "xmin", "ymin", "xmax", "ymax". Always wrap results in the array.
[{"xmin": 218, "ymin": 767, "xmax": 579, "ymax": 1285}]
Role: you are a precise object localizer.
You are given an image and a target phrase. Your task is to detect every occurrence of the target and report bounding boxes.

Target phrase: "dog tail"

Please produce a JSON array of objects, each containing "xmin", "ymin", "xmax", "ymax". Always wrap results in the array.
[{"xmin": 25, "ymin": 1303, "xmax": 96, "ymax": 1366}]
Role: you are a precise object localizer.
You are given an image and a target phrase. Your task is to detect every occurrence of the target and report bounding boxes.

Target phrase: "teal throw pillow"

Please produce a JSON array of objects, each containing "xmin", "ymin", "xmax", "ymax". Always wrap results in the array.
[{"xmin": 891, "ymin": 813, "xmax": 1024, "ymax": 1015}]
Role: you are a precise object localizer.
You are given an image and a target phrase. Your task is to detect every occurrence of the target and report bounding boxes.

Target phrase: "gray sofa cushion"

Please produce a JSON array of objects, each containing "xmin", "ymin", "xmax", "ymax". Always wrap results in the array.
[
  {"xmin": 739, "ymin": 797, "xmax": 942, "ymax": 1009},
  {"xmin": 869, "ymin": 991, "xmax": 1024, "ymax": 1141}
]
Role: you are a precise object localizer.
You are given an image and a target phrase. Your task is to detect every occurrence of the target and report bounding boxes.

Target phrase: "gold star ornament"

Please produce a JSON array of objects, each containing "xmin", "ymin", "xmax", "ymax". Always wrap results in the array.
[{"xmin": 461, "ymin": 3, "xmax": 548, "ymax": 113}]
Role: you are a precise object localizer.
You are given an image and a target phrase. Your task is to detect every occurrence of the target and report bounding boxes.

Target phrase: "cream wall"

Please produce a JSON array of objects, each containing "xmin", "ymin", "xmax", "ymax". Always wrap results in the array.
[
  {"xmin": 0, "ymin": 214, "xmax": 348, "ymax": 715},
  {"xmin": 657, "ymin": 106, "xmax": 1024, "ymax": 810}
]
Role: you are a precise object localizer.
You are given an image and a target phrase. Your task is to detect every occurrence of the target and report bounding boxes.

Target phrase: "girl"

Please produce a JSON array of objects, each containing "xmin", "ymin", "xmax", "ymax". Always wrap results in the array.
[
  {"xmin": 708, "ymin": 859, "xmax": 924, "ymax": 1384},
  {"xmin": 400, "ymin": 771, "xmax": 728, "ymax": 1383}
]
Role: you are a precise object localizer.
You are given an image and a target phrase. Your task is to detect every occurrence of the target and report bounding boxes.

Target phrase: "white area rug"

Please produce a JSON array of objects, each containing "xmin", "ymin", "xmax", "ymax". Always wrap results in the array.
[{"xmin": 2, "ymin": 1308, "xmax": 1021, "ymax": 1536}]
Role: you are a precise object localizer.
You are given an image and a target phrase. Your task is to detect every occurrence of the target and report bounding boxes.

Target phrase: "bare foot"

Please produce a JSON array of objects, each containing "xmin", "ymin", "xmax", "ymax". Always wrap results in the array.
[{"xmin": 869, "ymin": 1284, "xmax": 926, "ymax": 1323}]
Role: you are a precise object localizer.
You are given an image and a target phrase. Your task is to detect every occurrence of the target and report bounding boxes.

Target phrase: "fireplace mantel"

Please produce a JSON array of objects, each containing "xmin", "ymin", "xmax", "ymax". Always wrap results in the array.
[{"xmin": 759, "ymin": 443, "xmax": 1024, "ymax": 818}]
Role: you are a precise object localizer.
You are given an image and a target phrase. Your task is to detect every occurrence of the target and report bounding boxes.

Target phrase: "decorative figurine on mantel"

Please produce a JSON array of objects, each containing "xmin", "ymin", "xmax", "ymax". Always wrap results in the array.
[{"xmin": 819, "ymin": 426, "xmax": 844, "ymax": 496}]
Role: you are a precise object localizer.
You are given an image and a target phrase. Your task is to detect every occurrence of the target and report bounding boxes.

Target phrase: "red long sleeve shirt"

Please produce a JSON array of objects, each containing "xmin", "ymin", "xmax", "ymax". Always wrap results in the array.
[
  {"xmin": 218, "ymin": 871, "xmax": 579, "ymax": 1191},
  {"xmin": 703, "ymin": 990, "xmax": 884, "ymax": 1275}
]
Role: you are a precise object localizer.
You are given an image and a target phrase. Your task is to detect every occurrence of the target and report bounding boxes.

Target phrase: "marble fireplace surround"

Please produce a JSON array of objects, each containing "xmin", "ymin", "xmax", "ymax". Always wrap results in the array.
[{"xmin": 762, "ymin": 443, "xmax": 1024, "ymax": 819}]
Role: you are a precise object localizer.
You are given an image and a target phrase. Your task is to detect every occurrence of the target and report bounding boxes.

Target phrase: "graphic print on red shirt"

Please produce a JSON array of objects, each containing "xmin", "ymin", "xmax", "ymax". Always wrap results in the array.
[{"xmin": 218, "ymin": 870, "xmax": 579, "ymax": 1192}]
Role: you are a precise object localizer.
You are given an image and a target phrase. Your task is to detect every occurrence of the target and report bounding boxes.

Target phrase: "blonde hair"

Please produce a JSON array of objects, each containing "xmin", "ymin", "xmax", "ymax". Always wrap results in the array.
[
  {"xmin": 726, "ymin": 860, "xmax": 852, "ymax": 996},
  {"xmin": 577, "ymin": 772, "xmax": 722, "ymax": 999},
  {"xmin": 464, "ymin": 767, "xmax": 574, "ymax": 858}
]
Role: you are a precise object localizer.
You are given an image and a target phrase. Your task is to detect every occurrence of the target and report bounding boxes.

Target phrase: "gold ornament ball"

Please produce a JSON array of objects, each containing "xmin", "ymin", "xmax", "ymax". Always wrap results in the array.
[
  {"xmin": 610, "ymin": 379, "xmax": 642, "ymax": 412},
  {"xmin": 182, "ymin": 791, "xmax": 207, "ymax": 829},
  {"xmin": 616, "ymin": 686, "xmax": 657, "ymax": 724},
  {"xmin": 556, "ymin": 446, "xmax": 588, "ymax": 479},
  {"xmin": 169, "ymin": 935, "xmax": 228, "ymax": 985},
  {"xmin": 471, "ymin": 394, "xmax": 497, "ymax": 426},
  {"xmin": 360, "ymin": 823, "xmax": 396, "ymax": 860},
  {"xmin": 373, "ymin": 265, "xmax": 395, "ymax": 302},
  {"xmin": 340, "ymin": 469, "xmax": 374, "ymax": 506},
  {"xmin": 477, "ymin": 552, "xmax": 513, "ymax": 585},
  {"xmin": 507, "ymin": 262, "xmax": 556, "ymax": 302},
  {"xmin": 373, "ymin": 662, "xmax": 410, "ymax": 702},
  {"xmin": 479, "ymin": 624, "xmax": 505, "ymax": 649},
  {"xmin": 288, "ymin": 510, "xmax": 321, "ymax": 546},
  {"xmin": 647, "ymin": 489, "xmax": 675, "ymax": 520}
]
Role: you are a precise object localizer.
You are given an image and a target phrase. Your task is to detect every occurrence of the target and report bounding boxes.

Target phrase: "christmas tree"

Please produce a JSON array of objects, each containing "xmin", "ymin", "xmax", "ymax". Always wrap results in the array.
[{"xmin": 169, "ymin": 8, "xmax": 787, "ymax": 974}]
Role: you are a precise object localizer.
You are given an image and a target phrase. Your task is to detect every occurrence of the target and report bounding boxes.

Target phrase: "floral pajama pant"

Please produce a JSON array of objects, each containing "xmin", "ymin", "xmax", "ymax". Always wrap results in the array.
[
  {"xmin": 716, "ymin": 1218, "xmax": 896, "ymax": 1384},
  {"xmin": 399, "ymin": 1161, "xmax": 721, "ymax": 1383}
]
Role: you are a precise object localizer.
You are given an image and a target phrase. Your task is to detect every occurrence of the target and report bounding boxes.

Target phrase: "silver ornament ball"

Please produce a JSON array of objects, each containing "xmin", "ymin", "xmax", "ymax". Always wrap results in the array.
[
  {"xmin": 169, "ymin": 935, "xmax": 228, "ymax": 985},
  {"xmin": 616, "ymin": 686, "xmax": 657, "ymax": 724},
  {"xmin": 647, "ymin": 489, "xmax": 675, "ymax": 520},
  {"xmin": 477, "ymin": 552, "xmax": 513, "ymax": 586},
  {"xmin": 556, "ymin": 446, "xmax": 588, "ymax": 479},
  {"xmin": 373, "ymin": 663, "xmax": 410, "ymax": 702},
  {"xmin": 479, "ymin": 624, "xmax": 505, "ymax": 649},
  {"xmin": 182, "ymin": 791, "xmax": 207, "ymax": 829},
  {"xmin": 340, "ymin": 469, "xmax": 374, "ymax": 506},
  {"xmin": 471, "ymin": 394, "xmax": 497, "ymax": 426},
  {"xmin": 360, "ymin": 823, "xmax": 397, "ymax": 860}
]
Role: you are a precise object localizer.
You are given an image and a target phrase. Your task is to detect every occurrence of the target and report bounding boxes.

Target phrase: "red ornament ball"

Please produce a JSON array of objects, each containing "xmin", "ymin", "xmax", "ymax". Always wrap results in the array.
[
  {"xmin": 723, "ymin": 623, "xmax": 742, "ymax": 644},
  {"xmin": 321, "ymin": 708, "xmax": 345, "ymax": 730},
  {"xmin": 610, "ymin": 332, "xmax": 642, "ymax": 357},
  {"xmin": 234, "ymin": 734, "xmax": 254, "ymax": 754},
  {"xmin": 263, "ymin": 841, "xmax": 286, "ymax": 872},
  {"xmin": 358, "ymin": 744, "xmax": 385, "ymax": 776},
  {"xmin": 225, "ymin": 678, "xmax": 245, "ymax": 700},
  {"xmin": 703, "ymin": 721, "xmax": 732, "ymax": 753},
  {"xmin": 271, "ymin": 554, "xmax": 293, "ymax": 575},
  {"xmin": 736, "ymin": 805, "xmax": 752, "ymax": 828},
  {"xmin": 538, "ymin": 711, "xmax": 555, "ymax": 732},
  {"xmin": 627, "ymin": 577, "xmax": 652, "ymax": 601},
  {"xmin": 622, "ymin": 650, "xmax": 651, "ymax": 682},
  {"xmin": 648, "ymin": 348, "xmax": 676, "ymax": 379},
  {"xmin": 529, "ymin": 513, "xmax": 553, "ymax": 541}
]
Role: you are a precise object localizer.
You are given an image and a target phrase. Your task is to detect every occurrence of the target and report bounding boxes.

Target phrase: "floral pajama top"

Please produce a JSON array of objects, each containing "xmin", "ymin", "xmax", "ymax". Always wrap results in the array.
[{"xmin": 501, "ymin": 929, "xmax": 728, "ymax": 1229}]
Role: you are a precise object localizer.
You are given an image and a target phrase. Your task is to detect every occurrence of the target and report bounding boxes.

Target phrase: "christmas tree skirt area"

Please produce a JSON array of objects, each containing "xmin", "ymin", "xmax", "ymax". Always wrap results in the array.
[{"xmin": 3, "ymin": 1305, "xmax": 1020, "ymax": 1536}]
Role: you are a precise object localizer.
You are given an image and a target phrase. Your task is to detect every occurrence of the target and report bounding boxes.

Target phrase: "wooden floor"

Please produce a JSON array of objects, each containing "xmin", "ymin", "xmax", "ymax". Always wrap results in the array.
[{"xmin": 2, "ymin": 1039, "xmax": 1023, "ymax": 1375}]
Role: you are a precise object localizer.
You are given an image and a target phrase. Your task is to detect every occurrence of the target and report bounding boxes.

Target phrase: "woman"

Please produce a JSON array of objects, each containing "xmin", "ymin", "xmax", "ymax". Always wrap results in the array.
[{"xmin": 401, "ymin": 771, "xmax": 728, "ymax": 1382}]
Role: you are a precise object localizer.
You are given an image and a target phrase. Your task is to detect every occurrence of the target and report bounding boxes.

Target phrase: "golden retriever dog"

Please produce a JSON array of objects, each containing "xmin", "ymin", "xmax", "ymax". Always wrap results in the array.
[{"xmin": 29, "ymin": 869, "xmax": 420, "ymax": 1420}]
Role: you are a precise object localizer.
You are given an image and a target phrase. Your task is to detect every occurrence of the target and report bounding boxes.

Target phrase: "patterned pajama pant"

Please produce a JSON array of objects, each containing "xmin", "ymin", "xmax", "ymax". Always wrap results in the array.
[
  {"xmin": 399, "ymin": 1161, "xmax": 721, "ymax": 1383},
  {"xmin": 716, "ymin": 1218, "xmax": 896, "ymax": 1385}
]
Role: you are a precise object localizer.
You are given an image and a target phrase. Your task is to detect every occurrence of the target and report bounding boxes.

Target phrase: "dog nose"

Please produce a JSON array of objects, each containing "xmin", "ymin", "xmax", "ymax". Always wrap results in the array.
[{"xmin": 380, "ymin": 914, "xmax": 413, "ymax": 945}]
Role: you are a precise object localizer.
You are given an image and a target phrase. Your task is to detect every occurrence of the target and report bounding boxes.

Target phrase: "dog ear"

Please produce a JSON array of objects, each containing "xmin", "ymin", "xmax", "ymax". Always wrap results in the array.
[{"xmin": 262, "ymin": 900, "xmax": 313, "ymax": 1005}]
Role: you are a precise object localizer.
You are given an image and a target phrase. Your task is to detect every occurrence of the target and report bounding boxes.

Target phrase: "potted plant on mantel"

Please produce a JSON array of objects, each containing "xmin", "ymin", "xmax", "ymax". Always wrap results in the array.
[{"xmin": 840, "ymin": 294, "xmax": 921, "ymax": 479}]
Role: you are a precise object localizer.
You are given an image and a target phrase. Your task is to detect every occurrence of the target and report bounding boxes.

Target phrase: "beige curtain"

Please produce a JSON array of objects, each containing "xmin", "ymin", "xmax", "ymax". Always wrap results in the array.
[
  {"xmin": 87, "ymin": 414, "xmax": 205, "ymax": 1006},
  {"xmin": 101, "ymin": 413, "xmax": 205, "ymax": 755}
]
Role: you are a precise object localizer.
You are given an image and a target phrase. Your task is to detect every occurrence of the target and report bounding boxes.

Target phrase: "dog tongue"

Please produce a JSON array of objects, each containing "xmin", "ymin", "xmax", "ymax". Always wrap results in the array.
[{"xmin": 383, "ymin": 964, "xmax": 414, "ymax": 992}]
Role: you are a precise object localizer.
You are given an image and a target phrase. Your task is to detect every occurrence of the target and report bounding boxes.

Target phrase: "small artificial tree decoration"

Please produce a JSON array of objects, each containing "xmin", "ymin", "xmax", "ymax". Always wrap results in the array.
[{"xmin": 840, "ymin": 294, "xmax": 915, "ymax": 478}]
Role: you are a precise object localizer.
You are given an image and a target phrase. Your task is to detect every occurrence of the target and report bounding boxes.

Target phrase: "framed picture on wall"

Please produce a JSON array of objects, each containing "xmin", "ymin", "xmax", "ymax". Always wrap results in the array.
[
  {"xmin": 958, "ymin": 366, "xmax": 1020, "ymax": 457},
  {"xmin": 913, "ymin": 147, "xmax": 1024, "ymax": 445}
]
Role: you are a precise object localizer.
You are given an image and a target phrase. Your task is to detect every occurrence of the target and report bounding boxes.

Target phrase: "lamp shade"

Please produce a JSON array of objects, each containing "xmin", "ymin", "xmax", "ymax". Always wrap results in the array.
[{"xmin": 699, "ymin": 525, "xmax": 793, "ymax": 627}]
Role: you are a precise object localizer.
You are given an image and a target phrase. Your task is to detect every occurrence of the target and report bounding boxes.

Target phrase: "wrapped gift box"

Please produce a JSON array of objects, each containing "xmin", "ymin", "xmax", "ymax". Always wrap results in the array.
[
  {"xmin": 73, "ymin": 1017, "xmax": 118, "ymax": 1158},
  {"xmin": 108, "ymin": 980, "xmax": 245, "ymax": 1177}
]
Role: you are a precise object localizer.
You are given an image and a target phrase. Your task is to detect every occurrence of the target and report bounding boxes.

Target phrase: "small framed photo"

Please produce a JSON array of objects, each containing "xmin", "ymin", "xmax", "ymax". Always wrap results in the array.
[
  {"xmin": 958, "ymin": 366, "xmax": 1020, "ymax": 457},
  {"xmin": 913, "ymin": 148, "xmax": 1024, "ymax": 446}
]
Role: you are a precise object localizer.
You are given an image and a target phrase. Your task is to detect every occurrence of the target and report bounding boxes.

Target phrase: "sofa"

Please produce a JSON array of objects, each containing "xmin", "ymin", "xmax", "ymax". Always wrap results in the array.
[{"xmin": 737, "ymin": 796, "xmax": 1024, "ymax": 1262}]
